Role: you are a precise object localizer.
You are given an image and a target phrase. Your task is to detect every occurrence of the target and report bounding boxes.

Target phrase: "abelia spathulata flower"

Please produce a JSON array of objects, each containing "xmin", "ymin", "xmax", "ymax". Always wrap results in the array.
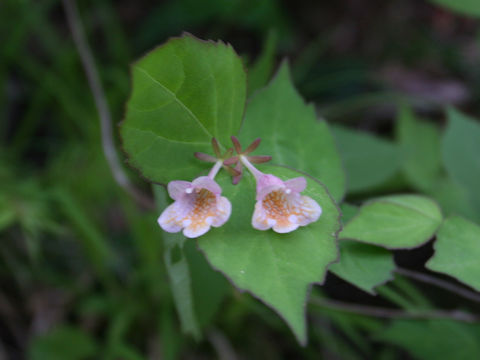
[
  {"xmin": 227, "ymin": 136, "xmax": 322, "ymax": 233},
  {"xmin": 158, "ymin": 139, "xmax": 235, "ymax": 238}
]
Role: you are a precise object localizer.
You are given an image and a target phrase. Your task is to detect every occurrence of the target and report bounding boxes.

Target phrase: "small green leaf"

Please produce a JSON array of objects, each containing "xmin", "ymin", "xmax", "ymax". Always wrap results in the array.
[
  {"xmin": 442, "ymin": 108, "xmax": 480, "ymax": 212},
  {"xmin": 427, "ymin": 0, "xmax": 480, "ymax": 17},
  {"xmin": 340, "ymin": 203, "xmax": 358, "ymax": 225},
  {"xmin": 154, "ymin": 185, "xmax": 228, "ymax": 338},
  {"xmin": 330, "ymin": 240, "xmax": 395, "ymax": 294},
  {"xmin": 240, "ymin": 63, "xmax": 346, "ymax": 201},
  {"xmin": 154, "ymin": 186, "xmax": 201, "ymax": 339},
  {"xmin": 198, "ymin": 164, "xmax": 340, "ymax": 344},
  {"xmin": 426, "ymin": 216, "xmax": 480, "ymax": 291},
  {"xmin": 28, "ymin": 326, "xmax": 98, "ymax": 360},
  {"xmin": 332, "ymin": 125, "xmax": 401, "ymax": 193},
  {"xmin": 396, "ymin": 106, "xmax": 441, "ymax": 190},
  {"xmin": 121, "ymin": 34, "xmax": 246, "ymax": 184},
  {"xmin": 376, "ymin": 320, "xmax": 480, "ymax": 360},
  {"xmin": 427, "ymin": 176, "xmax": 480, "ymax": 223},
  {"xmin": 341, "ymin": 195, "xmax": 442, "ymax": 249},
  {"xmin": 184, "ymin": 237, "xmax": 230, "ymax": 328}
]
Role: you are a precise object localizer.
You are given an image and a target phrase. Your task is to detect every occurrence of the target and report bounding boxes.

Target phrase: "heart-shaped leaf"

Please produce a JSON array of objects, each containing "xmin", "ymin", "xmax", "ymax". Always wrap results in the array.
[
  {"xmin": 121, "ymin": 34, "xmax": 246, "ymax": 184},
  {"xmin": 330, "ymin": 240, "xmax": 395, "ymax": 294},
  {"xmin": 426, "ymin": 216, "xmax": 480, "ymax": 291},
  {"xmin": 340, "ymin": 195, "xmax": 443, "ymax": 249},
  {"xmin": 198, "ymin": 164, "xmax": 340, "ymax": 344}
]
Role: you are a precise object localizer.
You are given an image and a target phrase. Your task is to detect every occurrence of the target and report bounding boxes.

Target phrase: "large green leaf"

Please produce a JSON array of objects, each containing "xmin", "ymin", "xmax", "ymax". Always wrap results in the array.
[
  {"xmin": 396, "ymin": 106, "xmax": 441, "ymax": 191},
  {"xmin": 426, "ymin": 216, "xmax": 480, "ymax": 291},
  {"xmin": 376, "ymin": 320, "xmax": 480, "ymax": 360},
  {"xmin": 240, "ymin": 63, "xmax": 346, "ymax": 201},
  {"xmin": 198, "ymin": 164, "xmax": 340, "ymax": 344},
  {"xmin": 427, "ymin": 0, "xmax": 480, "ymax": 17},
  {"xmin": 329, "ymin": 240, "xmax": 395, "ymax": 294},
  {"xmin": 121, "ymin": 34, "xmax": 246, "ymax": 184},
  {"xmin": 332, "ymin": 125, "xmax": 401, "ymax": 193},
  {"xmin": 442, "ymin": 108, "xmax": 480, "ymax": 213},
  {"xmin": 340, "ymin": 195, "xmax": 442, "ymax": 249}
]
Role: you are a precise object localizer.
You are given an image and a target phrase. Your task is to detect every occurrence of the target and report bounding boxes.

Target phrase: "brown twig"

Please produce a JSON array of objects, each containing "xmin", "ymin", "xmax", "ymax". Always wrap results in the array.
[
  {"xmin": 311, "ymin": 297, "xmax": 479, "ymax": 323},
  {"xmin": 396, "ymin": 267, "xmax": 480, "ymax": 304},
  {"xmin": 62, "ymin": 0, "xmax": 154, "ymax": 210}
]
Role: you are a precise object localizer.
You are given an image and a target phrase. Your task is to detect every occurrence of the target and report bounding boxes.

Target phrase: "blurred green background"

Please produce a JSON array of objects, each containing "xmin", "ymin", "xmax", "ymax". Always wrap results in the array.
[{"xmin": 1, "ymin": 0, "xmax": 480, "ymax": 359}]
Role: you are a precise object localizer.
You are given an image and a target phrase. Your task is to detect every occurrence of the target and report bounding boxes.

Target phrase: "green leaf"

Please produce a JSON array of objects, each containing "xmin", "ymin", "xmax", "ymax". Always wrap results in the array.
[
  {"xmin": 247, "ymin": 30, "xmax": 277, "ymax": 96},
  {"xmin": 427, "ymin": 177, "xmax": 480, "ymax": 223},
  {"xmin": 396, "ymin": 105, "xmax": 441, "ymax": 190},
  {"xmin": 329, "ymin": 240, "xmax": 395, "ymax": 294},
  {"xmin": 154, "ymin": 185, "xmax": 201, "ymax": 339},
  {"xmin": 442, "ymin": 108, "xmax": 480, "ymax": 213},
  {"xmin": 240, "ymin": 62, "xmax": 346, "ymax": 201},
  {"xmin": 154, "ymin": 185, "xmax": 229, "ymax": 338},
  {"xmin": 28, "ymin": 326, "xmax": 98, "ymax": 360},
  {"xmin": 340, "ymin": 203, "xmax": 358, "ymax": 225},
  {"xmin": 184, "ymin": 237, "xmax": 230, "ymax": 327},
  {"xmin": 121, "ymin": 34, "xmax": 246, "ymax": 184},
  {"xmin": 341, "ymin": 195, "xmax": 442, "ymax": 249},
  {"xmin": 332, "ymin": 125, "xmax": 401, "ymax": 193},
  {"xmin": 427, "ymin": 0, "xmax": 480, "ymax": 17},
  {"xmin": 426, "ymin": 216, "xmax": 480, "ymax": 291},
  {"xmin": 198, "ymin": 164, "xmax": 340, "ymax": 344},
  {"xmin": 375, "ymin": 320, "xmax": 480, "ymax": 360}
]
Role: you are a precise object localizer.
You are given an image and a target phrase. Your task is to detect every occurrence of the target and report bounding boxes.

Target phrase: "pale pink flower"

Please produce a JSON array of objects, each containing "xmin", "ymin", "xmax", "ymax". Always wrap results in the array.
[
  {"xmin": 158, "ymin": 162, "xmax": 231, "ymax": 238},
  {"xmin": 241, "ymin": 156, "xmax": 322, "ymax": 233}
]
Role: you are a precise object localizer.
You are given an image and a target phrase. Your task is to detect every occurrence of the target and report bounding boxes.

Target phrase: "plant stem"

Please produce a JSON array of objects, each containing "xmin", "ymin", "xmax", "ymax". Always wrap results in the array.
[
  {"xmin": 396, "ymin": 267, "xmax": 480, "ymax": 304},
  {"xmin": 62, "ymin": 0, "xmax": 154, "ymax": 210},
  {"xmin": 311, "ymin": 297, "xmax": 479, "ymax": 323}
]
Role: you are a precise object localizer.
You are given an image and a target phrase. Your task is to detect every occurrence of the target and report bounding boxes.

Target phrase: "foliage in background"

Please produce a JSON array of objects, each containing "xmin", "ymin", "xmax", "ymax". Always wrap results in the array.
[{"xmin": 2, "ymin": 0, "xmax": 480, "ymax": 359}]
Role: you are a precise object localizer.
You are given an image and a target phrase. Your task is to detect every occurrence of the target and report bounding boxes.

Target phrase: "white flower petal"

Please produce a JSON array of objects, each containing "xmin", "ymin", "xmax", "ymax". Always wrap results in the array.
[
  {"xmin": 183, "ymin": 222, "xmax": 211, "ymax": 238},
  {"xmin": 167, "ymin": 181, "xmax": 192, "ymax": 200},
  {"xmin": 284, "ymin": 177, "xmax": 307, "ymax": 193},
  {"xmin": 252, "ymin": 201, "xmax": 271, "ymax": 230},
  {"xmin": 272, "ymin": 221, "xmax": 299, "ymax": 233},
  {"xmin": 158, "ymin": 202, "xmax": 183, "ymax": 233},
  {"xmin": 296, "ymin": 195, "xmax": 322, "ymax": 226},
  {"xmin": 211, "ymin": 196, "xmax": 231, "ymax": 227}
]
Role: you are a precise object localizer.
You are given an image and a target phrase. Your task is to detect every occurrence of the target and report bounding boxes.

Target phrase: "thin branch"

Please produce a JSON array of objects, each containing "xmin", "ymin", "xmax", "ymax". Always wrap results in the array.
[
  {"xmin": 396, "ymin": 267, "xmax": 480, "ymax": 304},
  {"xmin": 311, "ymin": 297, "xmax": 479, "ymax": 323},
  {"xmin": 62, "ymin": 0, "xmax": 154, "ymax": 210},
  {"xmin": 207, "ymin": 329, "xmax": 237, "ymax": 360}
]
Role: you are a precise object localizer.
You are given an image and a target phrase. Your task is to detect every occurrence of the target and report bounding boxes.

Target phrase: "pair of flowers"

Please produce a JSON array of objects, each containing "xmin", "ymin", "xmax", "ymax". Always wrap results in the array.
[{"xmin": 158, "ymin": 137, "xmax": 322, "ymax": 238}]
